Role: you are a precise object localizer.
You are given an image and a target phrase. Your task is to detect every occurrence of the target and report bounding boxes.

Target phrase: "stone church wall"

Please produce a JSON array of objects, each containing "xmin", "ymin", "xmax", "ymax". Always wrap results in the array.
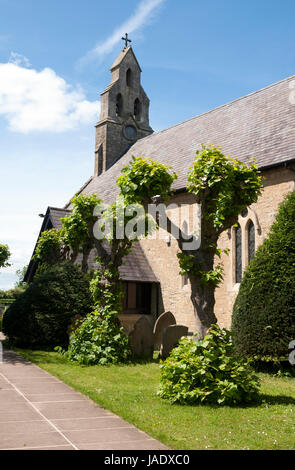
[{"xmin": 139, "ymin": 166, "xmax": 295, "ymax": 333}]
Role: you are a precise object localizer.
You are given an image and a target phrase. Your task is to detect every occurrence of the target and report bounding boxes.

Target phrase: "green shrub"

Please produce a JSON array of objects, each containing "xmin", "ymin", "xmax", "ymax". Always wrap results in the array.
[
  {"xmin": 0, "ymin": 315, "xmax": 3, "ymax": 331},
  {"xmin": 64, "ymin": 267, "xmax": 131, "ymax": 365},
  {"xmin": 232, "ymin": 190, "xmax": 295, "ymax": 360},
  {"xmin": 2, "ymin": 262, "xmax": 93, "ymax": 348},
  {"xmin": 0, "ymin": 288, "xmax": 26, "ymax": 299},
  {"xmin": 158, "ymin": 325, "xmax": 260, "ymax": 406},
  {"xmin": 65, "ymin": 310, "xmax": 131, "ymax": 365}
]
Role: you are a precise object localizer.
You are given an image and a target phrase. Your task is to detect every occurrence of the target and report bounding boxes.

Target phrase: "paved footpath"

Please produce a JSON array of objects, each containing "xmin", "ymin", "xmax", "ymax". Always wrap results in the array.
[{"xmin": 0, "ymin": 339, "xmax": 168, "ymax": 450}]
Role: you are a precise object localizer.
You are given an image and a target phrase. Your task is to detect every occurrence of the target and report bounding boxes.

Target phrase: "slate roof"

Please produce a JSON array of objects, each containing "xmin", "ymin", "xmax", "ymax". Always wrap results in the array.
[
  {"xmin": 68, "ymin": 75, "xmax": 295, "ymax": 206},
  {"xmin": 25, "ymin": 207, "xmax": 158, "ymax": 284},
  {"xmin": 48, "ymin": 207, "xmax": 71, "ymax": 229},
  {"xmin": 76, "ymin": 244, "xmax": 158, "ymax": 283}
]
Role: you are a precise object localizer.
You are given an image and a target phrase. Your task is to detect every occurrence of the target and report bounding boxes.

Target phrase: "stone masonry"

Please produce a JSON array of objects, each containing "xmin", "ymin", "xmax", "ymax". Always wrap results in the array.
[
  {"xmin": 139, "ymin": 166, "xmax": 295, "ymax": 332},
  {"xmin": 94, "ymin": 47, "xmax": 153, "ymax": 176}
]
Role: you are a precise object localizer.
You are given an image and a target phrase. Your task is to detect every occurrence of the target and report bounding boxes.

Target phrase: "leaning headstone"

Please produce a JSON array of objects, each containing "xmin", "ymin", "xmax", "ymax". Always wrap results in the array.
[
  {"xmin": 119, "ymin": 314, "xmax": 141, "ymax": 335},
  {"xmin": 128, "ymin": 316, "xmax": 154, "ymax": 358},
  {"xmin": 160, "ymin": 325, "xmax": 189, "ymax": 359},
  {"xmin": 153, "ymin": 311, "xmax": 176, "ymax": 350}
]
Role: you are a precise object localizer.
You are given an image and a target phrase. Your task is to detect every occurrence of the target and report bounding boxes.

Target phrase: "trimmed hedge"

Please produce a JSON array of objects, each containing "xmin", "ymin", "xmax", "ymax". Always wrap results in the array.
[
  {"xmin": 2, "ymin": 262, "xmax": 93, "ymax": 348},
  {"xmin": 232, "ymin": 191, "xmax": 295, "ymax": 359}
]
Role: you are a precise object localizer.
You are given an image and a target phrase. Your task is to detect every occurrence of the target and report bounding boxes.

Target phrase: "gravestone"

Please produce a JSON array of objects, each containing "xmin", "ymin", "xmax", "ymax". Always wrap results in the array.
[
  {"xmin": 128, "ymin": 316, "xmax": 154, "ymax": 358},
  {"xmin": 160, "ymin": 324, "xmax": 188, "ymax": 359},
  {"xmin": 119, "ymin": 314, "xmax": 142, "ymax": 335},
  {"xmin": 153, "ymin": 311, "xmax": 176, "ymax": 350}
]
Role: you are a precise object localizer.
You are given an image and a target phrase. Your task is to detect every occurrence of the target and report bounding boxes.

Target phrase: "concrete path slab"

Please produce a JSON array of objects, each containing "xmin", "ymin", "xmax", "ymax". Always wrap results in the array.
[{"xmin": 0, "ymin": 345, "xmax": 168, "ymax": 451}]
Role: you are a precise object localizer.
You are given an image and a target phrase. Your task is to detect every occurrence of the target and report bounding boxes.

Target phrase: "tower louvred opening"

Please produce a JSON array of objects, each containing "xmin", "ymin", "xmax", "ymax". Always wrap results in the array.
[
  {"xmin": 126, "ymin": 68, "xmax": 132, "ymax": 87},
  {"xmin": 116, "ymin": 93, "xmax": 123, "ymax": 116}
]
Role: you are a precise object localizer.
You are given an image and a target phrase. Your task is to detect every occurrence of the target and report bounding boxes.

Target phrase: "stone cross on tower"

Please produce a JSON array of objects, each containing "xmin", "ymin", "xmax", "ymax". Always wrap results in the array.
[{"xmin": 121, "ymin": 33, "xmax": 131, "ymax": 49}]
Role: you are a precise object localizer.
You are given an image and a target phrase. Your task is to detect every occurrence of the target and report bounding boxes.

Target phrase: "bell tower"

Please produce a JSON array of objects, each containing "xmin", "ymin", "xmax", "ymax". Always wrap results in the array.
[{"xmin": 94, "ymin": 39, "xmax": 153, "ymax": 176}]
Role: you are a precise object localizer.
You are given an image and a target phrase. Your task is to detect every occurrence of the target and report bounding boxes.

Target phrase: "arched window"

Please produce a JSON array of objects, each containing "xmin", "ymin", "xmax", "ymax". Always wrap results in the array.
[
  {"xmin": 116, "ymin": 93, "xmax": 123, "ymax": 116},
  {"xmin": 247, "ymin": 220, "xmax": 255, "ymax": 263},
  {"xmin": 235, "ymin": 224, "xmax": 242, "ymax": 284},
  {"xmin": 134, "ymin": 98, "xmax": 141, "ymax": 120},
  {"xmin": 126, "ymin": 68, "xmax": 132, "ymax": 87}
]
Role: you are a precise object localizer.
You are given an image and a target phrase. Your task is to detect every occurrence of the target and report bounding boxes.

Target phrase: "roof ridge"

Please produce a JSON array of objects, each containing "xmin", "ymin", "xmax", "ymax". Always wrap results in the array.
[{"xmin": 146, "ymin": 74, "xmax": 295, "ymax": 139}]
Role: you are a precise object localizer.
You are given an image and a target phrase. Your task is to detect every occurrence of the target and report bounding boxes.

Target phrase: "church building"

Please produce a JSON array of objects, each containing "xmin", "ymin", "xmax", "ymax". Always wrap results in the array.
[{"xmin": 25, "ymin": 41, "xmax": 295, "ymax": 334}]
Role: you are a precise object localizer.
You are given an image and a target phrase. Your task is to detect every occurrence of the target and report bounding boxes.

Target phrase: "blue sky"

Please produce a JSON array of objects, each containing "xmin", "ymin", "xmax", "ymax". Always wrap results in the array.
[{"xmin": 0, "ymin": 0, "xmax": 295, "ymax": 289}]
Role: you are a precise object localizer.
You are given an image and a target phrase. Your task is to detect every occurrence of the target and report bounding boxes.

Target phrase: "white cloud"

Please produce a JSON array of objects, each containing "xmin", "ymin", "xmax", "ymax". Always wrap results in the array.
[
  {"xmin": 0, "ymin": 61, "xmax": 100, "ymax": 133},
  {"xmin": 9, "ymin": 51, "xmax": 31, "ymax": 68},
  {"xmin": 82, "ymin": 0, "xmax": 166, "ymax": 63}
]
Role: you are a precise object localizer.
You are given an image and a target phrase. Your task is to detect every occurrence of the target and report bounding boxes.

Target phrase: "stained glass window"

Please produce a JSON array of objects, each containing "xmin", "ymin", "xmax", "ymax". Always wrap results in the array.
[
  {"xmin": 248, "ymin": 221, "xmax": 255, "ymax": 263},
  {"xmin": 235, "ymin": 224, "xmax": 242, "ymax": 284}
]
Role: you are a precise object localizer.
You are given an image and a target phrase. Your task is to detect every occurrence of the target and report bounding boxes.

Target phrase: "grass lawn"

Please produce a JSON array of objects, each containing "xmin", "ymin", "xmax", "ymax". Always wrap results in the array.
[{"xmin": 14, "ymin": 348, "xmax": 295, "ymax": 450}]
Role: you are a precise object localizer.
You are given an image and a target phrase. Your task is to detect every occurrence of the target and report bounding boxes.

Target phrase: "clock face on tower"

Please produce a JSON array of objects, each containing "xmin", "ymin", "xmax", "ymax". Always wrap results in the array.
[{"xmin": 124, "ymin": 125, "xmax": 137, "ymax": 140}]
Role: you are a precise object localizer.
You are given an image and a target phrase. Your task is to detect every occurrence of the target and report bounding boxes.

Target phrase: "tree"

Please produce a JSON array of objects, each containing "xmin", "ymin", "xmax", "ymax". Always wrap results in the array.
[
  {"xmin": 34, "ymin": 146, "xmax": 262, "ymax": 342},
  {"xmin": 0, "ymin": 288, "xmax": 24, "ymax": 300},
  {"xmin": 14, "ymin": 265, "xmax": 28, "ymax": 289},
  {"xmin": 3, "ymin": 262, "xmax": 93, "ymax": 348},
  {"xmin": 33, "ymin": 229, "xmax": 64, "ymax": 267},
  {"xmin": 34, "ymin": 170, "xmax": 172, "ymax": 312},
  {"xmin": 33, "ymin": 162, "xmax": 174, "ymax": 363},
  {"xmin": 61, "ymin": 194, "xmax": 101, "ymax": 272},
  {"xmin": 118, "ymin": 146, "xmax": 263, "ymax": 337},
  {"xmin": 34, "ymin": 194, "xmax": 106, "ymax": 274},
  {"xmin": 232, "ymin": 190, "xmax": 295, "ymax": 360},
  {"xmin": 0, "ymin": 244, "xmax": 11, "ymax": 269}
]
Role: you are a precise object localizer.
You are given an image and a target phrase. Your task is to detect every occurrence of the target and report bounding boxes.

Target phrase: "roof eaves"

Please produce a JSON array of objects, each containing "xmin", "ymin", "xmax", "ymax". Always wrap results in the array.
[{"xmin": 259, "ymin": 157, "xmax": 295, "ymax": 172}]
